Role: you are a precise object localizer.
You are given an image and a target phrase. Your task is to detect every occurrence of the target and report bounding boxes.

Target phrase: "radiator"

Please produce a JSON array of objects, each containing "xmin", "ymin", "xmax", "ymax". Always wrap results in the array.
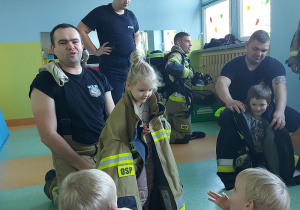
[{"xmin": 201, "ymin": 48, "xmax": 247, "ymax": 95}]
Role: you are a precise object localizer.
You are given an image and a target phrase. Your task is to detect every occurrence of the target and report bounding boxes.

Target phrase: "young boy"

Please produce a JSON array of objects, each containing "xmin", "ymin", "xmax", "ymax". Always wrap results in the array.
[
  {"xmin": 208, "ymin": 168, "xmax": 290, "ymax": 210},
  {"xmin": 58, "ymin": 169, "xmax": 131, "ymax": 210},
  {"xmin": 217, "ymin": 83, "xmax": 295, "ymax": 190},
  {"xmin": 244, "ymin": 83, "xmax": 272, "ymax": 158}
]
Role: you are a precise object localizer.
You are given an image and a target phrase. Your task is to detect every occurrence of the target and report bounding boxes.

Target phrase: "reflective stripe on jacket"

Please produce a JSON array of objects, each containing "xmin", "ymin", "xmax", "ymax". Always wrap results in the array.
[
  {"xmin": 287, "ymin": 20, "xmax": 300, "ymax": 66},
  {"xmin": 165, "ymin": 46, "xmax": 193, "ymax": 103}
]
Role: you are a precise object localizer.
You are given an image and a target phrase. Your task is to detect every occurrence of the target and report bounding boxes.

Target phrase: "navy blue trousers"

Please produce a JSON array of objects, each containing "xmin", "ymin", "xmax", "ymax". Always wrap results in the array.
[{"xmin": 99, "ymin": 56, "xmax": 130, "ymax": 104}]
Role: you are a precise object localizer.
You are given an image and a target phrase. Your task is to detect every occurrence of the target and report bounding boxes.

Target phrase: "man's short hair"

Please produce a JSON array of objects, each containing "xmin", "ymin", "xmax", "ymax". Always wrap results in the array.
[
  {"xmin": 50, "ymin": 23, "xmax": 81, "ymax": 46},
  {"xmin": 248, "ymin": 30, "xmax": 270, "ymax": 44},
  {"xmin": 247, "ymin": 84, "xmax": 272, "ymax": 105},
  {"xmin": 58, "ymin": 169, "xmax": 118, "ymax": 210},
  {"xmin": 174, "ymin": 32, "xmax": 190, "ymax": 45}
]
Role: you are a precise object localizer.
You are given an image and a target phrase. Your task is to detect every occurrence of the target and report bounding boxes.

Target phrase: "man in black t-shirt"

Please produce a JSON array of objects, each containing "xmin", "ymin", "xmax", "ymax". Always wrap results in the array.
[
  {"xmin": 29, "ymin": 23, "xmax": 115, "ymax": 203},
  {"xmin": 215, "ymin": 30, "xmax": 300, "ymax": 189},
  {"xmin": 216, "ymin": 30, "xmax": 300, "ymax": 132},
  {"xmin": 77, "ymin": 0, "xmax": 140, "ymax": 104}
]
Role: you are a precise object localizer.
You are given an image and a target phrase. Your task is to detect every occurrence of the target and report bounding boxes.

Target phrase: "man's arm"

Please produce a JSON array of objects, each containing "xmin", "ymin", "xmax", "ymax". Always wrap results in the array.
[
  {"xmin": 31, "ymin": 88, "xmax": 95, "ymax": 170},
  {"xmin": 215, "ymin": 76, "xmax": 245, "ymax": 113},
  {"xmin": 77, "ymin": 22, "xmax": 112, "ymax": 56},
  {"xmin": 134, "ymin": 30, "xmax": 140, "ymax": 48},
  {"xmin": 105, "ymin": 91, "xmax": 115, "ymax": 116},
  {"xmin": 270, "ymin": 76, "xmax": 287, "ymax": 130},
  {"xmin": 165, "ymin": 53, "xmax": 193, "ymax": 79}
]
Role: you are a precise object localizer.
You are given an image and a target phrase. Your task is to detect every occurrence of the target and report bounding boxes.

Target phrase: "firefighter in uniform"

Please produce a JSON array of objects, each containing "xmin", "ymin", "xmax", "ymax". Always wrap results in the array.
[
  {"xmin": 286, "ymin": 20, "xmax": 300, "ymax": 74},
  {"xmin": 165, "ymin": 32, "xmax": 205, "ymax": 144}
]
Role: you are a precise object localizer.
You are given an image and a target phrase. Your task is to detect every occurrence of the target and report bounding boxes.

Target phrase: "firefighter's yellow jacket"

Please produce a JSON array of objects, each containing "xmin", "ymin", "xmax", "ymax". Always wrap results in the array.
[
  {"xmin": 286, "ymin": 20, "xmax": 300, "ymax": 68},
  {"xmin": 165, "ymin": 45, "xmax": 193, "ymax": 103},
  {"xmin": 96, "ymin": 90, "xmax": 185, "ymax": 210}
]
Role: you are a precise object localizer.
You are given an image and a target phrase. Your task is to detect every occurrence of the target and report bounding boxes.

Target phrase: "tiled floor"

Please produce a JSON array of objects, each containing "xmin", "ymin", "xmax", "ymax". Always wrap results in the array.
[{"xmin": 1, "ymin": 121, "xmax": 300, "ymax": 210}]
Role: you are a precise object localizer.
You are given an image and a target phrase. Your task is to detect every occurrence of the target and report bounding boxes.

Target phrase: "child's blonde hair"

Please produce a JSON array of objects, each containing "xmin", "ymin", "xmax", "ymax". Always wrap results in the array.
[
  {"xmin": 58, "ymin": 169, "xmax": 118, "ymax": 210},
  {"xmin": 127, "ymin": 50, "xmax": 158, "ymax": 90},
  {"xmin": 237, "ymin": 168, "xmax": 290, "ymax": 210}
]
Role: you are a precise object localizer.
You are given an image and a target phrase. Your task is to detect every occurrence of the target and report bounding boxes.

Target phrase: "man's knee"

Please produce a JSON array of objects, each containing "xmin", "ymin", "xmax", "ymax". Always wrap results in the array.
[
  {"xmin": 285, "ymin": 106, "xmax": 300, "ymax": 133},
  {"xmin": 218, "ymin": 108, "xmax": 234, "ymax": 126}
]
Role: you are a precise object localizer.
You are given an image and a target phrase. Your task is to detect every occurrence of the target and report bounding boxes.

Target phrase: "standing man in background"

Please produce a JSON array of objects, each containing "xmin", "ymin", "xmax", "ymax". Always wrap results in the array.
[{"xmin": 78, "ymin": 0, "xmax": 140, "ymax": 104}]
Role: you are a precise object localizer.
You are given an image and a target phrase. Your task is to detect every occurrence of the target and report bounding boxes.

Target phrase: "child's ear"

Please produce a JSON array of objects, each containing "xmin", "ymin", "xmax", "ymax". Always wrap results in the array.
[{"xmin": 245, "ymin": 200, "xmax": 254, "ymax": 210}]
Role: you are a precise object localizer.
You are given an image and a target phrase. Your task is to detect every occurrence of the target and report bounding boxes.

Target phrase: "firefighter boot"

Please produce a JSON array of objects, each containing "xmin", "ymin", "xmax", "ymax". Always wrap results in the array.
[{"xmin": 191, "ymin": 131, "xmax": 206, "ymax": 140}]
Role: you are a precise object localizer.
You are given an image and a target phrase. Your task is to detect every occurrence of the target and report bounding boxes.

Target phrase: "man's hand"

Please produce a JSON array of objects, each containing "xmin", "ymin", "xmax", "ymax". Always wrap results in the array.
[
  {"xmin": 207, "ymin": 191, "xmax": 230, "ymax": 210},
  {"xmin": 270, "ymin": 110, "xmax": 286, "ymax": 130},
  {"xmin": 225, "ymin": 99, "xmax": 245, "ymax": 113},
  {"xmin": 94, "ymin": 42, "xmax": 112, "ymax": 56},
  {"xmin": 291, "ymin": 63, "xmax": 300, "ymax": 74}
]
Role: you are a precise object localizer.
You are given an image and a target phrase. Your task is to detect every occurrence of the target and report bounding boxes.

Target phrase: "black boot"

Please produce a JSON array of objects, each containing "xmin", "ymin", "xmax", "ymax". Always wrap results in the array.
[
  {"xmin": 191, "ymin": 131, "xmax": 206, "ymax": 140},
  {"xmin": 44, "ymin": 169, "xmax": 56, "ymax": 200}
]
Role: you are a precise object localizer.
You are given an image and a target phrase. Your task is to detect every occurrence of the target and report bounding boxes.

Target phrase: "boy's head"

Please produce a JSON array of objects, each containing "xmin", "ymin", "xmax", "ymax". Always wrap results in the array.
[
  {"xmin": 229, "ymin": 168, "xmax": 290, "ymax": 210},
  {"xmin": 58, "ymin": 169, "xmax": 118, "ymax": 210},
  {"xmin": 247, "ymin": 84, "xmax": 272, "ymax": 117}
]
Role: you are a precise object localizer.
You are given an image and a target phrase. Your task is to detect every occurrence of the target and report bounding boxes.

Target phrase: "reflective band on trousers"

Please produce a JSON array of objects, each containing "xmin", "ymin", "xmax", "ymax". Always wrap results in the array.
[
  {"xmin": 295, "ymin": 155, "xmax": 299, "ymax": 167},
  {"xmin": 217, "ymin": 159, "xmax": 235, "ymax": 172},
  {"xmin": 179, "ymin": 204, "xmax": 186, "ymax": 210},
  {"xmin": 98, "ymin": 153, "xmax": 133, "ymax": 170},
  {"xmin": 214, "ymin": 107, "xmax": 226, "ymax": 117},
  {"xmin": 52, "ymin": 186, "xmax": 58, "ymax": 204},
  {"xmin": 176, "ymin": 194, "xmax": 185, "ymax": 210},
  {"xmin": 290, "ymin": 50, "xmax": 298, "ymax": 57},
  {"xmin": 152, "ymin": 128, "xmax": 171, "ymax": 142}
]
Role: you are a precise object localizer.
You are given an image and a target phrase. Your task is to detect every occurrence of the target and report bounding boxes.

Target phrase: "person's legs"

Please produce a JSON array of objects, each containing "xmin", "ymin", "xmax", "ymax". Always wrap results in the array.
[
  {"xmin": 285, "ymin": 106, "xmax": 300, "ymax": 133},
  {"xmin": 44, "ymin": 135, "xmax": 97, "ymax": 204},
  {"xmin": 216, "ymin": 108, "xmax": 242, "ymax": 190},
  {"xmin": 99, "ymin": 56, "xmax": 130, "ymax": 104},
  {"xmin": 105, "ymin": 76, "xmax": 126, "ymax": 104},
  {"xmin": 166, "ymin": 100, "xmax": 192, "ymax": 144},
  {"xmin": 263, "ymin": 127, "xmax": 279, "ymax": 175}
]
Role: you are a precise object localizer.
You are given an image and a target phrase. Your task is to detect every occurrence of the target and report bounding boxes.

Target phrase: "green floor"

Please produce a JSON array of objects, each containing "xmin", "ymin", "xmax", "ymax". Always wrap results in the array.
[{"xmin": 1, "ymin": 122, "xmax": 300, "ymax": 210}]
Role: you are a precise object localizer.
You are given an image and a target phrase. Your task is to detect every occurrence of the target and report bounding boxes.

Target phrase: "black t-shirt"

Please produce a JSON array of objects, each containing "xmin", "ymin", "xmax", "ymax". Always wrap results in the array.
[
  {"xmin": 82, "ymin": 3, "xmax": 139, "ymax": 60},
  {"xmin": 220, "ymin": 55, "xmax": 286, "ymax": 103},
  {"xmin": 29, "ymin": 67, "xmax": 113, "ymax": 144}
]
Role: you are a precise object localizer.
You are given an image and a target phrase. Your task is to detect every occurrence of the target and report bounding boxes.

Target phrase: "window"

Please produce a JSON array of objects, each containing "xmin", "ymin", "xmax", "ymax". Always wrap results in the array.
[
  {"xmin": 202, "ymin": 0, "xmax": 271, "ymax": 45},
  {"xmin": 239, "ymin": 0, "xmax": 271, "ymax": 40},
  {"xmin": 203, "ymin": 0, "xmax": 230, "ymax": 43}
]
